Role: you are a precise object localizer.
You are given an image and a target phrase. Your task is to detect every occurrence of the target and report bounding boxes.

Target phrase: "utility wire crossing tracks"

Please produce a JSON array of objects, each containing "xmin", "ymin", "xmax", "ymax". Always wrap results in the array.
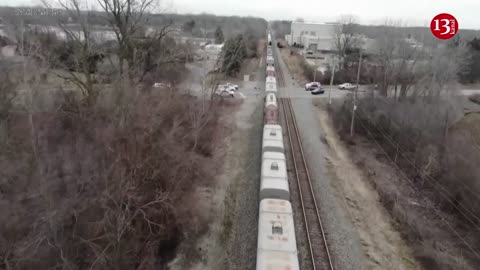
[{"xmin": 281, "ymin": 98, "xmax": 335, "ymax": 270}]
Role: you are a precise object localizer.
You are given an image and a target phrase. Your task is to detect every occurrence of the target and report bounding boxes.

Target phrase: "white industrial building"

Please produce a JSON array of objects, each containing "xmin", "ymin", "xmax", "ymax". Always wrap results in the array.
[{"xmin": 285, "ymin": 21, "xmax": 340, "ymax": 53}]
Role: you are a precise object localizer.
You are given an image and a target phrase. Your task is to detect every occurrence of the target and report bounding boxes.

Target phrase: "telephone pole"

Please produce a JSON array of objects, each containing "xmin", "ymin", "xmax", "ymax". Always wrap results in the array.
[
  {"xmin": 328, "ymin": 57, "xmax": 336, "ymax": 105},
  {"xmin": 350, "ymin": 51, "xmax": 363, "ymax": 137}
]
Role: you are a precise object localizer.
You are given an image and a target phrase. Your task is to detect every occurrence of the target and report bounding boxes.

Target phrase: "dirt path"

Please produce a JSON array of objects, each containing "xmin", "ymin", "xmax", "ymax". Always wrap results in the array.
[{"xmin": 315, "ymin": 102, "xmax": 421, "ymax": 270}]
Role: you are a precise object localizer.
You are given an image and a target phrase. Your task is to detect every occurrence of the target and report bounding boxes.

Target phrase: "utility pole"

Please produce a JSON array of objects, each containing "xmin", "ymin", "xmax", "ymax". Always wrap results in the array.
[
  {"xmin": 328, "ymin": 57, "xmax": 336, "ymax": 105},
  {"xmin": 350, "ymin": 51, "xmax": 363, "ymax": 137}
]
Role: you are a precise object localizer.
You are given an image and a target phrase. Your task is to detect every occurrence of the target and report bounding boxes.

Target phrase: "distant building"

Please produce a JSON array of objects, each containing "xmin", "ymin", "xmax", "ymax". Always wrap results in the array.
[
  {"xmin": 28, "ymin": 24, "xmax": 117, "ymax": 43},
  {"xmin": 1, "ymin": 45, "xmax": 16, "ymax": 58},
  {"xmin": 285, "ymin": 21, "xmax": 340, "ymax": 51},
  {"xmin": 174, "ymin": 36, "xmax": 214, "ymax": 46}
]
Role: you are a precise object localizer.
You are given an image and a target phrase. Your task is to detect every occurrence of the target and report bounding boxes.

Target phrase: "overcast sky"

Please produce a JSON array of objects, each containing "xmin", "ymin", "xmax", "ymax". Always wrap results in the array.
[{"xmin": 3, "ymin": 0, "xmax": 480, "ymax": 30}]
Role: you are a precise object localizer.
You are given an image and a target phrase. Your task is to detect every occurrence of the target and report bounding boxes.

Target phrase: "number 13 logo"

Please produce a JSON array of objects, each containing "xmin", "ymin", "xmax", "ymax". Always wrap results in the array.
[{"xmin": 431, "ymin": 13, "xmax": 458, "ymax": 40}]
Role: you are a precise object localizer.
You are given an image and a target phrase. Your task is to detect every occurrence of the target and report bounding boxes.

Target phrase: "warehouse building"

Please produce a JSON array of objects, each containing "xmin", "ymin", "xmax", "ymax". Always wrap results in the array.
[{"xmin": 285, "ymin": 21, "xmax": 339, "ymax": 53}]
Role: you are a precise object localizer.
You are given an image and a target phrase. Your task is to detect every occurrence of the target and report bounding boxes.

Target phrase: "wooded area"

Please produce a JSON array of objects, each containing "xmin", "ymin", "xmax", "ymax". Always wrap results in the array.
[{"xmin": 0, "ymin": 2, "xmax": 266, "ymax": 269}]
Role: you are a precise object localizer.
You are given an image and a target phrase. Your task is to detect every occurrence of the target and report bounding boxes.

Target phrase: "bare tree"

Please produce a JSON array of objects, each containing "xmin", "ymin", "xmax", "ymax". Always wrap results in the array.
[
  {"xmin": 41, "ymin": 0, "xmax": 101, "ymax": 105},
  {"xmin": 332, "ymin": 14, "xmax": 361, "ymax": 69},
  {"xmin": 371, "ymin": 20, "xmax": 424, "ymax": 98},
  {"xmin": 97, "ymin": 0, "xmax": 158, "ymax": 80}
]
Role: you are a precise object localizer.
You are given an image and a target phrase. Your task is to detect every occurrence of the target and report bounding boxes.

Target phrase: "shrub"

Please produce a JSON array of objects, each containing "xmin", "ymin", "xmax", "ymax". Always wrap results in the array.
[{"xmin": 0, "ymin": 89, "xmax": 222, "ymax": 270}]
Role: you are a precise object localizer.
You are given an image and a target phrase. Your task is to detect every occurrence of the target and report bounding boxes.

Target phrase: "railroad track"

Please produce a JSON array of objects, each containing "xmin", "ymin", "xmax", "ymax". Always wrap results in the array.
[{"xmin": 281, "ymin": 98, "xmax": 334, "ymax": 270}]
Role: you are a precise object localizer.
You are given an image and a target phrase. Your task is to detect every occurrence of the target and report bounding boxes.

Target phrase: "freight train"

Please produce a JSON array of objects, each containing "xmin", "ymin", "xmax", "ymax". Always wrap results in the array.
[{"xmin": 256, "ymin": 32, "xmax": 300, "ymax": 270}]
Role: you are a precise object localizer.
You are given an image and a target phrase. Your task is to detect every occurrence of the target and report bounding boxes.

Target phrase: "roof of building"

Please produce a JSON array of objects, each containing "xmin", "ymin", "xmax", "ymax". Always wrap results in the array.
[{"xmin": 292, "ymin": 21, "xmax": 340, "ymax": 26}]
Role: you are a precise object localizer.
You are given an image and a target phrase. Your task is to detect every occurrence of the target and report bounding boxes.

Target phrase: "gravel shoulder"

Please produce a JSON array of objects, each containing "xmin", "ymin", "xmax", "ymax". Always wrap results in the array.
[
  {"xmin": 170, "ymin": 93, "xmax": 263, "ymax": 270},
  {"xmin": 222, "ymin": 94, "xmax": 263, "ymax": 270},
  {"xmin": 169, "ymin": 50, "xmax": 265, "ymax": 269},
  {"xmin": 314, "ymin": 101, "xmax": 421, "ymax": 270}
]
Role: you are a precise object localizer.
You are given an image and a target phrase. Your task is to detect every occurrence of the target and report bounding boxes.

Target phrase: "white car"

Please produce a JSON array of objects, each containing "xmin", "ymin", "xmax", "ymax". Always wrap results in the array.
[
  {"xmin": 215, "ymin": 85, "xmax": 234, "ymax": 97},
  {"xmin": 153, "ymin": 82, "xmax": 171, "ymax": 88},
  {"xmin": 339, "ymin": 83, "xmax": 356, "ymax": 90},
  {"xmin": 226, "ymin": 83, "xmax": 239, "ymax": 91},
  {"xmin": 305, "ymin": 82, "xmax": 321, "ymax": 91}
]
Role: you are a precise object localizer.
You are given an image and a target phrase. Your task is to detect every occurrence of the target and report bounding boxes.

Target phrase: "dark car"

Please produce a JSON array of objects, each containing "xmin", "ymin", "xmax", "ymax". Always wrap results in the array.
[{"xmin": 311, "ymin": 87, "xmax": 325, "ymax": 95}]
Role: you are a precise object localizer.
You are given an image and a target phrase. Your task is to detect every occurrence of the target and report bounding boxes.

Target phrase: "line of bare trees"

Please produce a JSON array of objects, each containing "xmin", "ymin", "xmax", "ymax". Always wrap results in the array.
[
  {"xmin": 0, "ymin": 1, "xmax": 240, "ymax": 269},
  {"xmin": 330, "ymin": 16, "xmax": 480, "ymax": 269}
]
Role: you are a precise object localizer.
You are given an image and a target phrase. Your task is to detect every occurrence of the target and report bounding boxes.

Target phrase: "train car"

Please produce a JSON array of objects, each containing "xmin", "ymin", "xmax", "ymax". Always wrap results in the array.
[
  {"xmin": 262, "ymin": 137, "xmax": 283, "ymax": 153},
  {"xmin": 260, "ymin": 152, "xmax": 289, "ymax": 200},
  {"xmin": 266, "ymin": 70, "xmax": 275, "ymax": 77},
  {"xmin": 266, "ymin": 55, "xmax": 275, "ymax": 66},
  {"xmin": 266, "ymin": 82, "xmax": 277, "ymax": 94},
  {"xmin": 256, "ymin": 199, "xmax": 300, "ymax": 270},
  {"xmin": 264, "ymin": 94, "xmax": 280, "ymax": 128},
  {"xmin": 266, "ymin": 65, "xmax": 275, "ymax": 73},
  {"xmin": 268, "ymin": 33, "xmax": 272, "ymax": 46},
  {"xmin": 266, "ymin": 76, "xmax": 276, "ymax": 84},
  {"xmin": 262, "ymin": 120, "xmax": 283, "ymax": 152},
  {"xmin": 265, "ymin": 93, "xmax": 277, "ymax": 109},
  {"xmin": 262, "ymin": 131, "xmax": 285, "ymax": 153},
  {"xmin": 267, "ymin": 47, "xmax": 273, "ymax": 56},
  {"xmin": 263, "ymin": 124, "xmax": 282, "ymax": 141}
]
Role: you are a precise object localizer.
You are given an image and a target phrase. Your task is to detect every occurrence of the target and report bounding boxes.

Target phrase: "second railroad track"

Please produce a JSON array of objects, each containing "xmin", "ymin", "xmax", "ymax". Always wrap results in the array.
[{"xmin": 281, "ymin": 98, "xmax": 334, "ymax": 270}]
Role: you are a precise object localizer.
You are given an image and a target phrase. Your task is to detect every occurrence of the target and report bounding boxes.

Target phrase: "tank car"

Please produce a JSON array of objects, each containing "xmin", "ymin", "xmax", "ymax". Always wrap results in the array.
[
  {"xmin": 266, "ymin": 76, "xmax": 276, "ymax": 84},
  {"xmin": 266, "ymin": 82, "xmax": 277, "ymax": 94},
  {"xmin": 266, "ymin": 55, "xmax": 274, "ymax": 66},
  {"xmin": 264, "ymin": 93, "xmax": 279, "ymax": 125}
]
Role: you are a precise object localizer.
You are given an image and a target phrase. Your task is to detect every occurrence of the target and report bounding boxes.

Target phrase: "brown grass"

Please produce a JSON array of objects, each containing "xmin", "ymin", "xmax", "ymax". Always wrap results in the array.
[{"xmin": 279, "ymin": 48, "xmax": 307, "ymax": 82}]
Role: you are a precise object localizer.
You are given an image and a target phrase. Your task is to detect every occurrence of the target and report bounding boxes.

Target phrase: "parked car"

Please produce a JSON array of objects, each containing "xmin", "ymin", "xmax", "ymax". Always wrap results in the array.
[
  {"xmin": 226, "ymin": 83, "xmax": 239, "ymax": 91},
  {"xmin": 311, "ymin": 87, "xmax": 325, "ymax": 95},
  {"xmin": 305, "ymin": 82, "xmax": 321, "ymax": 91},
  {"xmin": 153, "ymin": 82, "xmax": 172, "ymax": 88},
  {"xmin": 215, "ymin": 85, "xmax": 234, "ymax": 97},
  {"xmin": 338, "ymin": 83, "xmax": 356, "ymax": 90}
]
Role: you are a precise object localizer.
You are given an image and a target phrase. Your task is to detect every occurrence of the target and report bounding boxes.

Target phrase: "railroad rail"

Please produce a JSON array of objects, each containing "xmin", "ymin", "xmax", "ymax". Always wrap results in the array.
[{"xmin": 281, "ymin": 98, "xmax": 334, "ymax": 270}]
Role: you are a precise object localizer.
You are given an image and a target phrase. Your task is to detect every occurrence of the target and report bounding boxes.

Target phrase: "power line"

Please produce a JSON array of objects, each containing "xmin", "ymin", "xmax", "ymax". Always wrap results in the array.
[
  {"xmin": 350, "ymin": 51, "xmax": 362, "ymax": 137},
  {"xmin": 354, "ymin": 111, "xmax": 480, "ymax": 259},
  {"xmin": 355, "ymin": 108, "xmax": 480, "ymax": 231},
  {"xmin": 359, "ymin": 95, "xmax": 480, "ymax": 203},
  {"xmin": 355, "ymin": 106, "xmax": 480, "ymax": 226}
]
